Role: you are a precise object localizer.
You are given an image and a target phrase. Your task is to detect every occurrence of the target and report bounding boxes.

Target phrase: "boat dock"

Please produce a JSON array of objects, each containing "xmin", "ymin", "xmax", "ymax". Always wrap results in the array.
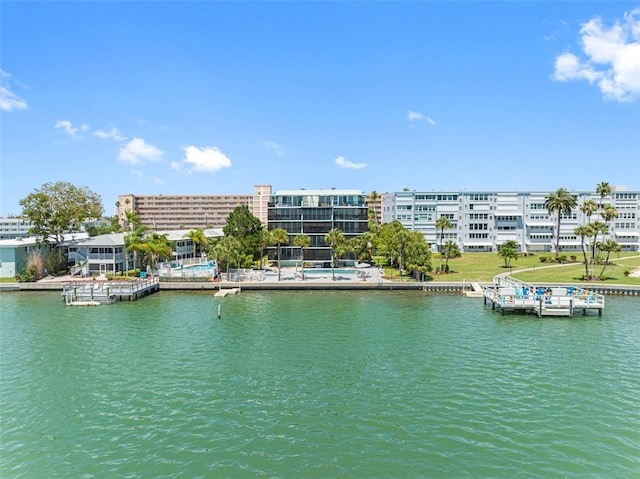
[
  {"xmin": 482, "ymin": 276, "xmax": 604, "ymax": 317},
  {"xmin": 62, "ymin": 277, "xmax": 160, "ymax": 305}
]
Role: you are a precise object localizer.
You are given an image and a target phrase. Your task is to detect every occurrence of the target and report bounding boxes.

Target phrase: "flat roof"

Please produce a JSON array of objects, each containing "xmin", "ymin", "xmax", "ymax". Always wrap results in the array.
[{"xmin": 275, "ymin": 189, "xmax": 363, "ymax": 196}]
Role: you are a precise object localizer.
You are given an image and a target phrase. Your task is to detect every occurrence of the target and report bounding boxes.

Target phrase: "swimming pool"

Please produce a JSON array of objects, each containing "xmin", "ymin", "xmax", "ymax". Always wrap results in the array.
[{"xmin": 182, "ymin": 262, "xmax": 217, "ymax": 272}]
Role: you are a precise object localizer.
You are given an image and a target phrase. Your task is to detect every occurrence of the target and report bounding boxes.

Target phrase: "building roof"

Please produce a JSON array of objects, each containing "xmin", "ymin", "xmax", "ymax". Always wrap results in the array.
[{"xmin": 275, "ymin": 189, "xmax": 363, "ymax": 196}]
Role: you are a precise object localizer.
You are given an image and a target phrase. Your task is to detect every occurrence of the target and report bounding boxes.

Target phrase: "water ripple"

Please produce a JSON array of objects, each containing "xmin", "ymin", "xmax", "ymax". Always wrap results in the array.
[{"xmin": 1, "ymin": 292, "xmax": 639, "ymax": 477}]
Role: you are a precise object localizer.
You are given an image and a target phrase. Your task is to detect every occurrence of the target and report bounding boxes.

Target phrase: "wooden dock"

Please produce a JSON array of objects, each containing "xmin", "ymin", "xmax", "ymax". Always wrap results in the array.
[
  {"xmin": 62, "ymin": 277, "xmax": 160, "ymax": 305},
  {"xmin": 482, "ymin": 276, "xmax": 604, "ymax": 317}
]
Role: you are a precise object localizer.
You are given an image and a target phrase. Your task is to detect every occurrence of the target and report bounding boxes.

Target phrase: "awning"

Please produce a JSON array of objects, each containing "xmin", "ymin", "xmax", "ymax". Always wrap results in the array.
[
  {"xmin": 463, "ymin": 242, "xmax": 494, "ymax": 246},
  {"xmin": 495, "ymin": 212, "xmax": 523, "ymax": 216},
  {"xmin": 615, "ymin": 231, "xmax": 639, "ymax": 237},
  {"xmin": 526, "ymin": 222, "xmax": 554, "ymax": 227}
]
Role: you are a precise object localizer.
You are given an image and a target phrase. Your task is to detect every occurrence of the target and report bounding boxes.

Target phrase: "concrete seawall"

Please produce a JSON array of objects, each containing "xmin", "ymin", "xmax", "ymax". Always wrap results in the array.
[{"xmin": 4, "ymin": 281, "xmax": 639, "ymax": 295}]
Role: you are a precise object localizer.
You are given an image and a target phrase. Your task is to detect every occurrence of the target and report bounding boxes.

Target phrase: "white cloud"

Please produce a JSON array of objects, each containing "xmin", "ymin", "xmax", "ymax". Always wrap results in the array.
[
  {"xmin": 0, "ymin": 70, "xmax": 28, "ymax": 112},
  {"xmin": 174, "ymin": 146, "xmax": 232, "ymax": 174},
  {"xmin": 94, "ymin": 127, "xmax": 126, "ymax": 141},
  {"xmin": 54, "ymin": 119, "xmax": 89, "ymax": 138},
  {"xmin": 552, "ymin": 7, "xmax": 640, "ymax": 102},
  {"xmin": 262, "ymin": 139, "xmax": 285, "ymax": 156},
  {"xmin": 335, "ymin": 156, "xmax": 367, "ymax": 170},
  {"xmin": 118, "ymin": 138, "xmax": 163, "ymax": 165},
  {"xmin": 408, "ymin": 110, "xmax": 436, "ymax": 125}
]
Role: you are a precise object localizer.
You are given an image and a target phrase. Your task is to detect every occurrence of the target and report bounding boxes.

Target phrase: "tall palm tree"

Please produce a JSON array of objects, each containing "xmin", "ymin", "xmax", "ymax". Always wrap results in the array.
[
  {"xmin": 574, "ymin": 224, "xmax": 594, "ymax": 279},
  {"xmin": 435, "ymin": 216, "xmax": 453, "ymax": 273},
  {"xmin": 589, "ymin": 221, "xmax": 608, "ymax": 278},
  {"xmin": 544, "ymin": 188, "xmax": 577, "ymax": 261},
  {"xmin": 324, "ymin": 228, "xmax": 345, "ymax": 281},
  {"xmin": 596, "ymin": 181, "xmax": 612, "ymax": 209},
  {"xmin": 270, "ymin": 228, "xmax": 289, "ymax": 281},
  {"xmin": 601, "ymin": 204, "xmax": 618, "ymax": 224},
  {"xmin": 293, "ymin": 234, "xmax": 311, "ymax": 280},
  {"xmin": 391, "ymin": 228, "xmax": 412, "ymax": 280},
  {"xmin": 581, "ymin": 199, "xmax": 598, "ymax": 224}
]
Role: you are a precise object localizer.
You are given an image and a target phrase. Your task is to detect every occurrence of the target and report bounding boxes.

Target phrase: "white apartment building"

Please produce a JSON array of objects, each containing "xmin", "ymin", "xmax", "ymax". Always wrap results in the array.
[
  {"xmin": 383, "ymin": 188, "xmax": 639, "ymax": 253},
  {"xmin": 0, "ymin": 218, "xmax": 33, "ymax": 240}
]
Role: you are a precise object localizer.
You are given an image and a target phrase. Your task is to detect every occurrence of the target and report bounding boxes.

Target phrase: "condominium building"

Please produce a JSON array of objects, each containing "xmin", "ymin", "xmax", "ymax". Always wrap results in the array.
[
  {"xmin": 0, "ymin": 217, "xmax": 33, "ymax": 240},
  {"xmin": 383, "ymin": 187, "xmax": 639, "ymax": 253},
  {"xmin": 365, "ymin": 192, "xmax": 385, "ymax": 225},
  {"xmin": 267, "ymin": 188, "xmax": 369, "ymax": 265}
]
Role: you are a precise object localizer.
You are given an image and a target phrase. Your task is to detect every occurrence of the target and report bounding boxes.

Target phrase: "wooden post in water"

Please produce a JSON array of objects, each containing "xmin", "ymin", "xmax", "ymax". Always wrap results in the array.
[{"xmin": 217, "ymin": 304, "xmax": 221, "ymax": 319}]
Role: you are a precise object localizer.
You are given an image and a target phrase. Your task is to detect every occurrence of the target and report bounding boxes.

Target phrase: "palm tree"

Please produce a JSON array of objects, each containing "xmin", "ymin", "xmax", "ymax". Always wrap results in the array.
[
  {"xmin": 324, "ymin": 228, "xmax": 346, "ymax": 281},
  {"xmin": 597, "ymin": 239, "xmax": 620, "ymax": 279},
  {"xmin": 574, "ymin": 224, "xmax": 594, "ymax": 279},
  {"xmin": 270, "ymin": 228, "xmax": 289, "ymax": 281},
  {"xmin": 442, "ymin": 240, "xmax": 461, "ymax": 273},
  {"xmin": 544, "ymin": 188, "xmax": 577, "ymax": 261},
  {"xmin": 581, "ymin": 199, "xmax": 598, "ymax": 224},
  {"xmin": 390, "ymin": 228, "xmax": 412, "ymax": 281},
  {"xmin": 589, "ymin": 221, "xmax": 609, "ymax": 278},
  {"xmin": 293, "ymin": 234, "xmax": 311, "ymax": 280},
  {"xmin": 596, "ymin": 181, "xmax": 612, "ymax": 209},
  {"xmin": 601, "ymin": 204, "xmax": 618, "ymax": 224},
  {"xmin": 435, "ymin": 216, "xmax": 453, "ymax": 273},
  {"xmin": 143, "ymin": 232, "xmax": 172, "ymax": 272},
  {"xmin": 184, "ymin": 229, "xmax": 208, "ymax": 260},
  {"xmin": 213, "ymin": 236, "xmax": 242, "ymax": 281},
  {"xmin": 257, "ymin": 228, "xmax": 271, "ymax": 270}
]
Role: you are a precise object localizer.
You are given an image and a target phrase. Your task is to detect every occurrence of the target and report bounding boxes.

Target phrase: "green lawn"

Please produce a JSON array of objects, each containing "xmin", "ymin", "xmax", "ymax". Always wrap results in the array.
[{"xmin": 385, "ymin": 252, "xmax": 640, "ymax": 285}]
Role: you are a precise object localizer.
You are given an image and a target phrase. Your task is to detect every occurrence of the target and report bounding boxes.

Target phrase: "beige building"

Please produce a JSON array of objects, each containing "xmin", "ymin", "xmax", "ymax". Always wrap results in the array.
[{"xmin": 117, "ymin": 185, "xmax": 273, "ymax": 231}]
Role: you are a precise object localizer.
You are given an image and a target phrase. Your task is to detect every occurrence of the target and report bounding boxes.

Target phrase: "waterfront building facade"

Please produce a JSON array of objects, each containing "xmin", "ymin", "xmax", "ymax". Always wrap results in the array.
[
  {"xmin": 0, "ymin": 217, "xmax": 33, "ymax": 240},
  {"xmin": 267, "ymin": 189, "xmax": 369, "ymax": 265},
  {"xmin": 117, "ymin": 186, "xmax": 272, "ymax": 231},
  {"xmin": 383, "ymin": 188, "xmax": 639, "ymax": 253},
  {"xmin": 117, "ymin": 193, "xmax": 252, "ymax": 231}
]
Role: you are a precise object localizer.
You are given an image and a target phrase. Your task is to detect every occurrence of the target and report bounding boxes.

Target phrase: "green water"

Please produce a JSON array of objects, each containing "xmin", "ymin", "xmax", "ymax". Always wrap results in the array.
[{"xmin": 1, "ymin": 291, "xmax": 639, "ymax": 478}]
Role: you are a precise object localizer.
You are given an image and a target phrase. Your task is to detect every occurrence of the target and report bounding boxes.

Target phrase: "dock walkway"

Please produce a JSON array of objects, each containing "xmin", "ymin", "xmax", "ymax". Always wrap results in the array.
[
  {"xmin": 483, "ymin": 275, "xmax": 604, "ymax": 317},
  {"xmin": 62, "ymin": 277, "xmax": 160, "ymax": 305}
]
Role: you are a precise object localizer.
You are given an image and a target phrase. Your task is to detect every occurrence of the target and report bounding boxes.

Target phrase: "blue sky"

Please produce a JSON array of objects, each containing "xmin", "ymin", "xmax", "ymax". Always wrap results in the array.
[{"xmin": 1, "ymin": 1, "xmax": 639, "ymax": 217}]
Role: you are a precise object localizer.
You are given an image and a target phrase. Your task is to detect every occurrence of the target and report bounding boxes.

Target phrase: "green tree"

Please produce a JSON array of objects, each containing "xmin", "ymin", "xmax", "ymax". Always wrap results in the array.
[
  {"xmin": 124, "ymin": 227, "xmax": 148, "ymax": 275},
  {"xmin": 596, "ymin": 181, "xmax": 612, "ymax": 209},
  {"xmin": 143, "ymin": 233, "xmax": 172, "ymax": 270},
  {"xmin": 223, "ymin": 205, "xmax": 264, "ymax": 260},
  {"xmin": 390, "ymin": 228, "xmax": 412, "ymax": 281},
  {"xmin": 377, "ymin": 220, "xmax": 404, "ymax": 267},
  {"xmin": 324, "ymin": 228, "xmax": 346, "ymax": 281},
  {"xmin": 601, "ymin": 204, "xmax": 618, "ymax": 224},
  {"xmin": 404, "ymin": 231, "xmax": 432, "ymax": 280},
  {"xmin": 597, "ymin": 239, "xmax": 620, "ymax": 279},
  {"xmin": 184, "ymin": 229, "xmax": 209, "ymax": 258},
  {"xmin": 212, "ymin": 236, "xmax": 242, "ymax": 280},
  {"xmin": 497, "ymin": 240, "xmax": 519, "ymax": 268},
  {"xmin": 580, "ymin": 199, "xmax": 598, "ymax": 224},
  {"xmin": 257, "ymin": 227, "xmax": 271, "ymax": 270},
  {"xmin": 86, "ymin": 216, "xmax": 122, "ymax": 236},
  {"xmin": 270, "ymin": 228, "xmax": 290, "ymax": 281},
  {"xmin": 293, "ymin": 233, "xmax": 311, "ymax": 280},
  {"xmin": 574, "ymin": 224, "xmax": 595, "ymax": 279},
  {"xmin": 442, "ymin": 240, "xmax": 461, "ymax": 273},
  {"xmin": 544, "ymin": 187, "xmax": 577, "ymax": 261},
  {"xmin": 20, "ymin": 181, "xmax": 103, "ymax": 245},
  {"xmin": 435, "ymin": 216, "xmax": 453, "ymax": 273},
  {"xmin": 589, "ymin": 221, "xmax": 608, "ymax": 278}
]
